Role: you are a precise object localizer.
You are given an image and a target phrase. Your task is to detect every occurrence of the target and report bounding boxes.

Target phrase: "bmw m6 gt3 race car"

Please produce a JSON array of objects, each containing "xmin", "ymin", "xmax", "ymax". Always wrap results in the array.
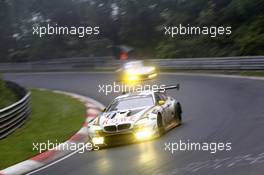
[
  {"xmin": 116, "ymin": 60, "xmax": 157, "ymax": 83},
  {"xmin": 87, "ymin": 85, "xmax": 182, "ymax": 147}
]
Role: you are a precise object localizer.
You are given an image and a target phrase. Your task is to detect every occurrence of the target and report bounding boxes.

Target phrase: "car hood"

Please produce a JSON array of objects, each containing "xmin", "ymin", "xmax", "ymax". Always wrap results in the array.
[{"xmin": 98, "ymin": 106, "xmax": 152, "ymax": 127}]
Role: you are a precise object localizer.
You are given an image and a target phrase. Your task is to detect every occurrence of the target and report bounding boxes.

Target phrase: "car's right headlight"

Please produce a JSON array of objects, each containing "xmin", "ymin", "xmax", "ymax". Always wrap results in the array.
[
  {"xmin": 149, "ymin": 66, "xmax": 156, "ymax": 72},
  {"xmin": 135, "ymin": 129, "xmax": 153, "ymax": 140}
]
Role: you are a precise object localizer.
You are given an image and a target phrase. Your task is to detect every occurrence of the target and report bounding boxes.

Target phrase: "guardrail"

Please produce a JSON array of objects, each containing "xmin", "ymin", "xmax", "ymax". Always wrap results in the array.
[
  {"xmin": 0, "ymin": 57, "xmax": 115, "ymax": 72},
  {"xmin": 0, "ymin": 56, "xmax": 263, "ymax": 72},
  {"xmin": 0, "ymin": 82, "xmax": 31, "ymax": 139},
  {"xmin": 145, "ymin": 56, "xmax": 264, "ymax": 70}
]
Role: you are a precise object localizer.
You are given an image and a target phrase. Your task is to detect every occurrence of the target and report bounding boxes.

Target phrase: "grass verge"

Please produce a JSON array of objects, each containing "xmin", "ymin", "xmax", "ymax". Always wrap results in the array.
[
  {"xmin": 239, "ymin": 71, "xmax": 264, "ymax": 77},
  {"xmin": 0, "ymin": 89, "xmax": 86, "ymax": 169},
  {"xmin": 0, "ymin": 78, "xmax": 17, "ymax": 109}
]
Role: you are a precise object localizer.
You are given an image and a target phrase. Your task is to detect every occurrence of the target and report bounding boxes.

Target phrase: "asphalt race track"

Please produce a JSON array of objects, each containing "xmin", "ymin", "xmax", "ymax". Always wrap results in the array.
[{"xmin": 4, "ymin": 72, "xmax": 264, "ymax": 175}]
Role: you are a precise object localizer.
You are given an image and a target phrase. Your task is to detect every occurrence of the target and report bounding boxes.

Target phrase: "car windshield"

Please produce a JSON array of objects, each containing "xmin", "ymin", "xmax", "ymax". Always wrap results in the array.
[{"xmin": 107, "ymin": 95, "xmax": 154, "ymax": 111}]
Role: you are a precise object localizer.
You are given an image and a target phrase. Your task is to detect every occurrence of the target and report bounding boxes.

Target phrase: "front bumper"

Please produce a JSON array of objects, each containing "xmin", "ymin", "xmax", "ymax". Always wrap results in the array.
[
  {"xmin": 120, "ymin": 71, "xmax": 157, "ymax": 83},
  {"xmin": 88, "ymin": 125, "xmax": 157, "ymax": 147}
]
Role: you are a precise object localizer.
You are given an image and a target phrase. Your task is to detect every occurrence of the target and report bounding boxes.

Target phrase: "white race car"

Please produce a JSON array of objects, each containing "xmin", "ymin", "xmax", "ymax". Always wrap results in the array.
[
  {"xmin": 88, "ymin": 85, "xmax": 182, "ymax": 147},
  {"xmin": 116, "ymin": 61, "xmax": 157, "ymax": 83}
]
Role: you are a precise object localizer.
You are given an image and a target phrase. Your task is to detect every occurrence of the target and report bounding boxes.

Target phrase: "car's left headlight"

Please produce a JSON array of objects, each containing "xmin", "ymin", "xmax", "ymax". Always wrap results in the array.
[
  {"xmin": 127, "ymin": 75, "xmax": 139, "ymax": 81},
  {"xmin": 149, "ymin": 66, "xmax": 156, "ymax": 72},
  {"xmin": 134, "ymin": 117, "xmax": 154, "ymax": 140},
  {"xmin": 92, "ymin": 137, "xmax": 104, "ymax": 145}
]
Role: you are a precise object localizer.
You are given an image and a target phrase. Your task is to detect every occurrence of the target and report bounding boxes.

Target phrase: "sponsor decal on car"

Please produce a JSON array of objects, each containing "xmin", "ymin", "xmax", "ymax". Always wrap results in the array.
[{"xmin": 102, "ymin": 116, "xmax": 136, "ymax": 125}]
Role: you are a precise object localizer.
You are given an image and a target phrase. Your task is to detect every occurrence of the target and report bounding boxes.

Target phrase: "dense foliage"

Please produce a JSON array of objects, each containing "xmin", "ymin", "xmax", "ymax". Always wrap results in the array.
[{"xmin": 0, "ymin": 0, "xmax": 263, "ymax": 61}]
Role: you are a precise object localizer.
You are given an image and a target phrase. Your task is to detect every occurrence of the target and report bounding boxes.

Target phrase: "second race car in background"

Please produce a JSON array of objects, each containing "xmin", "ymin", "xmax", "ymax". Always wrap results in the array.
[
  {"xmin": 87, "ymin": 85, "xmax": 182, "ymax": 147},
  {"xmin": 116, "ymin": 60, "xmax": 158, "ymax": 83}
]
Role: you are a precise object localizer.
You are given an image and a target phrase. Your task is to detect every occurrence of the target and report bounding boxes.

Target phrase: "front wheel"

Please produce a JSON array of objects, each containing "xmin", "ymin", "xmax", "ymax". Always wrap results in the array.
[{"xmin": 157, "ymin": 113, "xmax": 165, "ymax": 136}]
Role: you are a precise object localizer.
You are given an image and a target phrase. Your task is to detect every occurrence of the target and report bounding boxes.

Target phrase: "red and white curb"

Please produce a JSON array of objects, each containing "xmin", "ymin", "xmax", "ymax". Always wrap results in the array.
[{"xmin": 0, "ymin": 90, "xmax": 104, "ymax": 175}]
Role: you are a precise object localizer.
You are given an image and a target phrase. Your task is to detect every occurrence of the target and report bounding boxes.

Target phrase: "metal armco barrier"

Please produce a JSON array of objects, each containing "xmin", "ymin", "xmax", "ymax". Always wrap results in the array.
[
  {"xmin": 0, "ymin": 56, "xmax": 263, "ymax": 71},
  {"xmin": 145, "ymin": 56, "xmax": 264, "ymax": 70},
  {"xmin": 0, "ymin": 82, "xmax": 31, "ymax": 139}
]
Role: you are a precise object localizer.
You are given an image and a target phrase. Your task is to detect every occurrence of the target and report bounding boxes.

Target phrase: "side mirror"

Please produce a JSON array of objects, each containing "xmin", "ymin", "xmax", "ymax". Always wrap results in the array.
[{"xmin": 158, "ymin": 100, "xmax": 165, "ymax": 105}]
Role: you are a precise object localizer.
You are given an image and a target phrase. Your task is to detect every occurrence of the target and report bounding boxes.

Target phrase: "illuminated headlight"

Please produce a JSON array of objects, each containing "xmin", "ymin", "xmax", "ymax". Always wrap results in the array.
[
  {"xmin": 149, "ymin": 67, "xmax": 156, "ymax": 72},
  {"xmin": 92, "ymin": 137, "xmax": 104, "ymax": 145},
  {"xmin": 148, "ymin": 73, "xmax": 157, "ymax": 79},
  {"xmin": 124, "ymin": 69, "xmax": 140, "ymax": 82},
  {"xmin": 135, "ymin": 129, "xmax": 153, "ymax": 140},
  {"xmin": 127, "ymin": 75, "xmax": 139, "ymax": 81},
  {"xmin": 90, "ymin": 125, "xmax": 102, "ymax": 131}
]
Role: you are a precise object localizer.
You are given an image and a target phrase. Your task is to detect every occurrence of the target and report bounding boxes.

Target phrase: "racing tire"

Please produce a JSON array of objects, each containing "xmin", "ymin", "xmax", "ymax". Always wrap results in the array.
[
  {"xmin": 174, "ymin": 103, "xmax": 182, "ymax": 124},
  {"xmin": 157, "ymin": 113, "xmax": 165, "ymax": 136}
]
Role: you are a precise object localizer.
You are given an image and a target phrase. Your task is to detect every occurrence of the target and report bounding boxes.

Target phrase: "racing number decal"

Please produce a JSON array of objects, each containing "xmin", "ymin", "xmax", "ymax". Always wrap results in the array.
[{"xmin": 102, "ymin": 116, "xmax": 136, "ymax": 125}]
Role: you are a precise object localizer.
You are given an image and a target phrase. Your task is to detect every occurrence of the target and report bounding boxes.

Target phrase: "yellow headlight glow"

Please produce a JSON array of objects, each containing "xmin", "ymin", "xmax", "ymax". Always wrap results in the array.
[
  {"xmin": 135, "ymin": 129, "xmax": 153, "ymax": 140},
  {"xmin": 92, "ymin": 137, "xmax": 104, "ymax": 145},
  {"xmin": 148, "ymin": 73, "xmax": 157, "ymax": 79},
  {"xmin": 149, "ymin": 67, "xmax": 156, "ymax": 72},
  {"xmin": 127, "ymin": 75, "xmax": 139, "ymax": 81}
]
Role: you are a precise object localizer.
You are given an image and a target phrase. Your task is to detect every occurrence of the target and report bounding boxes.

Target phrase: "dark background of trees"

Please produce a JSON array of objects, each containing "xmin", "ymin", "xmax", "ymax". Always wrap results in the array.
[{"xmin": 0, "ymin": 0, "xmax": 263, "ymax": 62}]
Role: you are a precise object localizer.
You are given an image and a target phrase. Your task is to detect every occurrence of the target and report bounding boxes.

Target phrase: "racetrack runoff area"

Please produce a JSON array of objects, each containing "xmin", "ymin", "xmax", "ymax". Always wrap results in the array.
[{"xmin": 0, "ymin": 89, "xmax": 86, "ymax": 169}]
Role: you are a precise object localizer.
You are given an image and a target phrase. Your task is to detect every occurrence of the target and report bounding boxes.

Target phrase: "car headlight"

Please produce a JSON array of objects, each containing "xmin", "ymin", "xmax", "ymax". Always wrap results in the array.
[
  {"xmin": 148, "ymin": 73, "xmax": 157, "ymax": 79},
  {"xmin": 149, "ymin": 67, "xmax": 156, "ymax": 72},
  {"xmin": 127, "ymin": 75, "xmax": 139, "ymax": 81},
  {"xmin": 135, "ymin": 129, "xmax": 153, "ymax": 140},
  {"xmin": 92, "ymin": 137, "xmax": 104, "ymax": 145}
]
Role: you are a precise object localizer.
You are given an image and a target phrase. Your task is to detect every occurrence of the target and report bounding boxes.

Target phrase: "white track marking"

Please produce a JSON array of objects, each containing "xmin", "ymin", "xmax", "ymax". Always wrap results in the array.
[{"xmin": 26, "ymin": 143, "xmax": 92, "ymax": 175}]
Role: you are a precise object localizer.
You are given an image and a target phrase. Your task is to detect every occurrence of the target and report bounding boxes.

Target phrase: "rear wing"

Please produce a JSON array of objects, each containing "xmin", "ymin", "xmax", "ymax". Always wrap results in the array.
[
  {"xmin": 157, "ymin": 84, "xmax": 180, "ymax": 92},
  {"xmin": 120, "ymin": 84, "xmax": 180, "ymax": 95}
]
